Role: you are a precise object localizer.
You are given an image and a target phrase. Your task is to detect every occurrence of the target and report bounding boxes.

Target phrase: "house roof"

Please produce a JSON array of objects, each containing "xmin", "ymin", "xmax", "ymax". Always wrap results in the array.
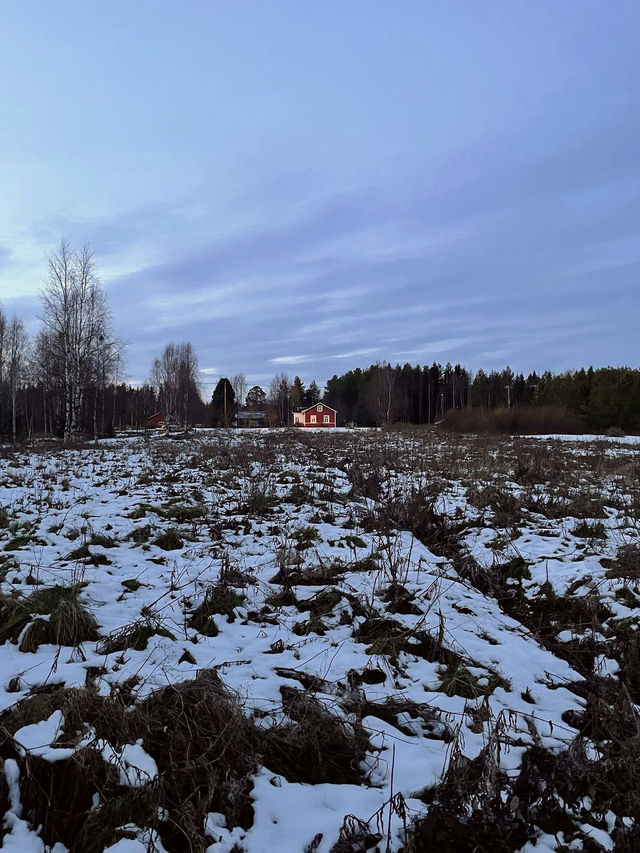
[
  {"xmin": 235, "ymin": 411, "xmax": 266, "ymax": 419},
  {"xmin": 300, "ymin": 403, "xmax": 337, "ymax": 413}
]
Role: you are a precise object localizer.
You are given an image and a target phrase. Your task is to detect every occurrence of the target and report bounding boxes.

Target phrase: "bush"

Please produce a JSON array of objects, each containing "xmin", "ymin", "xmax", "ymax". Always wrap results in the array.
[{"xmin": 442, "ymin": 406, "xmax": 583, "ymax": 435}]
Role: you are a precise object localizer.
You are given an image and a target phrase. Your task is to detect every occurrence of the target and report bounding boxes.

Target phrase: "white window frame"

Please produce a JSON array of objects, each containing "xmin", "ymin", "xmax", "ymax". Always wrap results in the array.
[
  {"xmin": 323, "ymin": 414, "xmax": 330, "ymax": 423},
  {"xmin": 310, "ymin": 414, "xmax": 317, "ymax": 423},
  {"xmin": 317, "ymin": 404, "xmax": 323, "ymax": 412}
]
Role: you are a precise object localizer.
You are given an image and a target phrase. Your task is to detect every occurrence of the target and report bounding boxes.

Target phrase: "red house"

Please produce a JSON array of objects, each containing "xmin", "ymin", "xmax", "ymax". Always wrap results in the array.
[
  {"xmin": 293, "ymin": 403, "xmax": 337, "ymax": 428},
  {"xmin": 146, "ymin": 412, "xmax": 165, "ymax": 429}
]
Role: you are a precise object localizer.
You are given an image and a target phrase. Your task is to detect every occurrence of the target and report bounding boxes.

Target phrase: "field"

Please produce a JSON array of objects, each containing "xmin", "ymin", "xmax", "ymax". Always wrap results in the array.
[{"xmin": 0, "ymin": 428, "xmax": 639, "ymax": 853}]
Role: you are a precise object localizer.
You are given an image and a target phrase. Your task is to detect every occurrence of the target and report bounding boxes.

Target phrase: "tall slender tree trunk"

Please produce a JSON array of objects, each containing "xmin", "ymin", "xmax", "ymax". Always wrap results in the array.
[{"xmin": 11, "ymin": 388, "xmax": 17, "ymax": 444}]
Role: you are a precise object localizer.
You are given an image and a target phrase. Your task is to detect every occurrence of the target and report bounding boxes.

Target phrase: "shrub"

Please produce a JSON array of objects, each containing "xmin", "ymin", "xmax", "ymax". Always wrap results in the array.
[{"xmin": 442, "ymin": 405, "xmax": 583, "ymax": 435}]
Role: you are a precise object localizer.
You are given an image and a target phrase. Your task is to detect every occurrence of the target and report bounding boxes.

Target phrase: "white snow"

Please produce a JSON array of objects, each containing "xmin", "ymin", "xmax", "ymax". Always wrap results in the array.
[{"xmin": 0, "ymin": 429, "xmax": 637, "ymax": 850}]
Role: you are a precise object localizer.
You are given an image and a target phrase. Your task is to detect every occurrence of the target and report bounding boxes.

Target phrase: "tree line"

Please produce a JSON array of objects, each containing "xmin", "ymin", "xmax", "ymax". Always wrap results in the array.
[
  {"xmin": 0, "ymin": 242, "xmax": 329, "ymax": 439},
  {"xmin": 323, "ymin": 363, "xmax": 640, "ymax": 433},
  {"xmin": 1, "ymin": 241, "xmax": 638, "ymax": 440}
]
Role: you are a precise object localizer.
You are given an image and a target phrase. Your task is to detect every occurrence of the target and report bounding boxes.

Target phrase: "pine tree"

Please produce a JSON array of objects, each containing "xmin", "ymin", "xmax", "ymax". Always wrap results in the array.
[
  {"xmin": 210, "ymin": 378, "xmax": 236, "ymax": 427},
  {"xmin": 245, "ymin": 385, "xmax": 266, "ymax": 410},
  {"xmin": 305, "ymin": 380, "xmax": 321, "ymax": 406},
  {"xmin": 291, "ymin": 376, "xmax": 305, "ymax": 409}
]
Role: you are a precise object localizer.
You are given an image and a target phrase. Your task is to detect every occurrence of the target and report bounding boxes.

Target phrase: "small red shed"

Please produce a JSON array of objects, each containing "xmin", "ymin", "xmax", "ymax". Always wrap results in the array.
[
  {"xmin": 146, "ymin": 412, "xmax": 165, "ymax": 429},
  {"xmin": 293, "ymin": 403, "xmax": 337, "ymax": 428}
]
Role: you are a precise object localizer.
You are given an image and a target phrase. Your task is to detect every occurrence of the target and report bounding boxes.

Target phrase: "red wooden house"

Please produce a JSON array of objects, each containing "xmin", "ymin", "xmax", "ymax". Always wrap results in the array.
[
  {"xmin": 146, "ymin": 412, "xmax": 165, "ymax": 429},
  {"xmin": 293, "ymin": 403, "xmax": 337, "ymax": 428}
]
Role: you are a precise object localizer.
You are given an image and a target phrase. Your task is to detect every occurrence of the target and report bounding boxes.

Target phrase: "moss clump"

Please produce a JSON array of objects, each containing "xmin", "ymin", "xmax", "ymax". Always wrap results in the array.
[
  {"xmin": 297, "ymin": 587, "xmax": 343, "ymax": 618},
  {"xmin": 90, "ymin": 533, "xmax": 117, "ymax": 548},
  {"xmin": 0, "ymin": 594, "xmax": 32, "ymax": 644},
  {"xmin": 438, "ymin": 664, "xmax": 484, "ymax": 699},
  {"xmin": 494, "ymin": 555, "xmax": 532, "ymax": 583},
  {"xmin": 605, "ymin": 544, "xmax": 640, "ymax": 579},
  {"xmin": 5, "ymin": 534, "xmax": 45, "ymax": 551},
  {"xmin": 292, "ymin": 617, "xmax": 327, "ymax": 636},
  {"xmin": 571, "ymin": 520, "xmax": 607, "ymax": 540},
  {"xmin": 292, "ymin": 525, "xmax": 320, "ymax": 550},
  {"xmin": 354, "ymin": 616, "xmax": 409, "ymax": 657},
  {"xmin": 126, "ymin": 503, "xmax": 159, "ymax": 520},
  {"xmin": 64, "ymin": 543, "xmax": 111, "ymax": 565}
]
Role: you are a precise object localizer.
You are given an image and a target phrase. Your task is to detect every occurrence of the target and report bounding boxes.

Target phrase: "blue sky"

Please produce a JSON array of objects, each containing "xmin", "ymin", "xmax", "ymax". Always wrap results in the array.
[{"xmin": 1, "ymin": 1, "xmax": 638, "ymax": 395}]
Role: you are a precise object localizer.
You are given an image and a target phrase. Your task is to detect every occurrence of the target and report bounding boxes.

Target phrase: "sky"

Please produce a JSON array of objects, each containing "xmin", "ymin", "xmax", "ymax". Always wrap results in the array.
[{"xmin": 0, "ymin": 1, "xmax": 639, "ymax": 396}]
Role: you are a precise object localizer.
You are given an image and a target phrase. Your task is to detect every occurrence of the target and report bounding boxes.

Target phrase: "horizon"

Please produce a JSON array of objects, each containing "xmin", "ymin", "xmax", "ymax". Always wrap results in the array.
[{"xmin": 1, "ymin": 1, "xmax": 639, "ymax": 395}]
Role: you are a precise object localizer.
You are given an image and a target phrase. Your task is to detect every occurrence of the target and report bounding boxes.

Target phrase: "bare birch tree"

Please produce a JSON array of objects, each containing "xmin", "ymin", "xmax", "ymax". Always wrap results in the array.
[
  {"xmin": 0, "ymin": 304, "xmax": 6, "ymax": 386},
  {"xmin": 40, "ymin": 242, "xmax": 114, "ymax": 443},
  {"xmin": 367, "ymin": 362, "xmax": 397, "ymax": 425},
  {"xmin": 231, "ymin": 373, "xmax": 248, "ymax": 410},
  {"xmin": 268, "ymin": 373, "xmax": 291, "ymax": 427},
  {"xmin": 7, "ymin": 316, "xmax": 28, "ymax": 443},
  {"xmin": 150, "ymin": 342, "xmax": 200, "ymax": 429}
]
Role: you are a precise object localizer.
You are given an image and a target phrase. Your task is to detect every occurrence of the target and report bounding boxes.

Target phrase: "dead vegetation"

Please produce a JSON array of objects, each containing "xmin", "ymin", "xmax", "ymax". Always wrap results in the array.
[
  {"xmin": 263, "ymin": 686, "xmax": 371, "ymax": 786},
  {"xmin": 1, "ymin": 428, "xmax": 638, "ymax": 849},
  {"xmin": 405, "ymin": 683, "xmax": 640, "ymax": 853},
  {"xmin": 188, "ymin": 583, "xmax": 246, "ymax": 635},
  {"xmin": 96, "ymin": 618, "xmax": 176, "ymax": 654},
  {"xmin": 0, "ymin": 584, "xmax": 99, "ymax": 652},
  {"xmin": 0, "ymin": 670, "xmax": 378, "ymax": 851}
]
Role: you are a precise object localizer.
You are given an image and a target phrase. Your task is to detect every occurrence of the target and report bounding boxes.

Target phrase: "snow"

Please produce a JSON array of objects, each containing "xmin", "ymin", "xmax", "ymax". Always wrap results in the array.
[
  {"xmin": 99, "ymin": 739, "xmax": 159, "ymax": 787},
  {"xmin": 525, "ymin": 433, "xmax": 640, "ymax": 445},
  {"xmin": 13, "ymin": 710, "xmax": 75, "ymax": 761},
  {"xmin": 0, "ymin": 429, "xmax": 637, "ymax": 850}
]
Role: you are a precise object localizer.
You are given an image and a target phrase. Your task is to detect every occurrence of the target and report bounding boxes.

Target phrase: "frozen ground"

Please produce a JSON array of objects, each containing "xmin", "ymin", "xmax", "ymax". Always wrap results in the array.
[{"xmin": 0, "ymin": 429, "xmax": 638, "ymax": 852}]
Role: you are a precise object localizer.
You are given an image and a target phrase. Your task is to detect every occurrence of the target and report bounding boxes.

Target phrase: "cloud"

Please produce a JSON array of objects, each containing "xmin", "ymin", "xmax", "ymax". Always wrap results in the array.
[
  {"xmin": 270, "ymin": 355, "xmax": 313, "ymax": 365},
  {"xmin": 0, "ymin": 243, "xmax": 11, "ymax": 272},
  {"xmin": 6, "ymin": 32, "xmax": 640, "ymax": 385},
  {"xmin": 329, "ymin": 348, "xmax": 380, "ymax": 360}
]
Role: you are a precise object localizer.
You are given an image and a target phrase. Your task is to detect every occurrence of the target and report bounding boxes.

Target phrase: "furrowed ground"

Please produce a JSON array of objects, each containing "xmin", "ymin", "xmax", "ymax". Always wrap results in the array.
[{"xmin": 0, "ymin": 428, "xmax": 639, "ymax": 853}]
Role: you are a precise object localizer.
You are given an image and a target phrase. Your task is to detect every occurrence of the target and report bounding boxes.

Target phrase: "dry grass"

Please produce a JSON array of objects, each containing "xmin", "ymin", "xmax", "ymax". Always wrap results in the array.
[
  {"xmin": 263, "ymin": 686, "xmax": 371, "ymax": 786},
  {"xmin": 0, "ymin": 585, "xmax": 99, "ymax": 653},
  {"xmin": 0, "ymin": 670, "xmax": 375, "ymax": 850},
  {"xmin": 96, "ymin": 618, "xmax": 176, "ymax": 654}
]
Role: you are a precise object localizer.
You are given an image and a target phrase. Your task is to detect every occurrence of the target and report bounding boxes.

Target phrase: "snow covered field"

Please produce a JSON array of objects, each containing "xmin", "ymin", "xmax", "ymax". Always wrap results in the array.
[{"xmin": 0, "ymin": 429, "xmax": 638, "ymax": 852}]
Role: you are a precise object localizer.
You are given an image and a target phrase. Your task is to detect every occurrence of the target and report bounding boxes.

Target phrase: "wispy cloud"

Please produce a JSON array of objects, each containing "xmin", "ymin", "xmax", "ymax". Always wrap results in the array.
[{"xmin": 270, "ymin": 355, "xmax": 313, "ymax": 365}]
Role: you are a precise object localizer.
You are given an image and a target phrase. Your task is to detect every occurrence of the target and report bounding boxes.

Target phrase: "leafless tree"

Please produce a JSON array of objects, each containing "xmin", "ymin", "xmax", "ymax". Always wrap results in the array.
[
  {"xmin": 367, "ymin": 362, "xmax": 397, "ymax": 425},
  {"xmin": 7, "ymin": 316, "xmax": 28, "ymax": 443},
  {"xmin": 40, "ymin": 241, "xmax": 115, "ymax": 443},
  {"xmin": 150, "ymin": 341, "xmax": 200, "ymax": 429},
  {"xmin": 179, "ymin": 342, "xmax": 200, "ymax": 429},
  {"xmin": 32, "ymin": 329, "xmax": 64, "ymax": 435},
  {"xmin": 0, "ymin": 303, "xmax": 6, "ymax": 385},
  {"xmin": 231, "ymin": 373, "xmax": 248, "ymax": 410},
  {"xmin": 268, "ymin": 373, "xmax": 291, "ymax": 427},
  {"xmin": 91, "ymin": 335, "xmax": 125, "ymax": 439}
]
